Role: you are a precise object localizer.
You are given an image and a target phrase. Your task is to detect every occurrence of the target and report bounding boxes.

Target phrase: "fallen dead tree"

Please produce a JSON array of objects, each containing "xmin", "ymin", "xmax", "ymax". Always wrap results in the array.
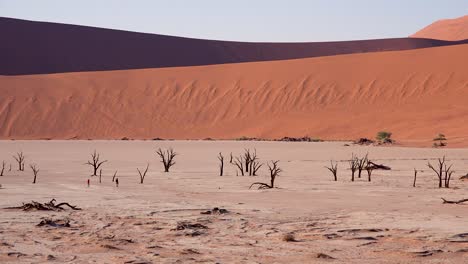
[
  {"xmin": 441, "ymin": 198, "xmax": 468, "ymax": 204},
  {"xmin": 366, "ymin": 161, "xmax": 391, "ymax": 170},
  {"xmin": 4, "ymin": 199, "xmax": 81, "ymax": 211}
]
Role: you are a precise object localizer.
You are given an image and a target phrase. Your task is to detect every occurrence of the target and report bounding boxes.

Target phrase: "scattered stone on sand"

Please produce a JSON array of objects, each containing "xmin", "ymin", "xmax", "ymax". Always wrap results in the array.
[{"xmin": 37, "ymin": 218, "xmax": 71, "ymax": 228}]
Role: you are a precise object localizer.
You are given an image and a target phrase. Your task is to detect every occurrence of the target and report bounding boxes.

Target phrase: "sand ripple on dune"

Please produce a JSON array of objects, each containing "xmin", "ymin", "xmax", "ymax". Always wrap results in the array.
[{"xmin": 0, "ymin": 44, "xmax": 467, "ymax": 145}]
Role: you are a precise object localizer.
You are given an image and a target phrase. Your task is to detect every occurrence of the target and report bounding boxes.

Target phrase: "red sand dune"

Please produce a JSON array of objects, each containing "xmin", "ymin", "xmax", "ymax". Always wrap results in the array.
[
  {"xmin": 411, "ymin": 15, "xmax": 468, "ymax": 41},
  {"xmin": 1, "ymin": 44, "xmax": 467, "ymax": 146},
  {"xmin": 1, "ymin": 17, "xmax": 467, "ymax": 75}
]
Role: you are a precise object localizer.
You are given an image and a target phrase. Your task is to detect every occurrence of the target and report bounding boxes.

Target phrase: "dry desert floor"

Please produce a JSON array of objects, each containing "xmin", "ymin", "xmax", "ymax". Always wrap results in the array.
[{"xmin": 0, "ymin": 140, "xmax": 467, "ymax": 263}]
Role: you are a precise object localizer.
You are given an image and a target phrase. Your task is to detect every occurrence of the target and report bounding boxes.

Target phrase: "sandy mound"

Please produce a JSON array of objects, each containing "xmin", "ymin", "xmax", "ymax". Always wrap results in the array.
[
  {"xmin": 1, "ymin": 17, "xmax": 467, "ymax": 75},
  {"xmin": 411, "ymin": 15, "xmax": 468, "ymax": 41},
  {"xmin": 0, "ymin": 44, "xmax": 467, "ymax": 145}
]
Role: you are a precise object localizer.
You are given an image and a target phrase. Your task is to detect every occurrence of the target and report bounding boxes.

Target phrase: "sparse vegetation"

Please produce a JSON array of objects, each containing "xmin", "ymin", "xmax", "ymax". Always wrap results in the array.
[
  {"xmin": 85, "ymin": 150, "xmax": 107, "ymax": 176},
  {"xmin": 282, "ymin": 233, "xmax": 297, "ymax": 242},
  {"xmin": 433, "ymin": 133, "xmax": 447, "ymax": 147},
  {"xmin": 376, "ymin": 131, "xmax": 393, "ymax": 144},
  {"xmin": 13, "ymin": 152, "xmax": 26, "ymax": 171},
  {"xmin": 156, "ymin": 148, "xmax": 177, "ymax": 172}
]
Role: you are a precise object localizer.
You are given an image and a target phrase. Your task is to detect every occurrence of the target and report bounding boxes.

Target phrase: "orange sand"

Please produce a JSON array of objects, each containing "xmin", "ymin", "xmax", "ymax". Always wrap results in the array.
[
  {"xmin": 0, "ymin": 44, "xmax": 467, "ymax": 146},
  {"xmin": 411, "ymin": 15, "xmax": 468, "ymax": 41}
]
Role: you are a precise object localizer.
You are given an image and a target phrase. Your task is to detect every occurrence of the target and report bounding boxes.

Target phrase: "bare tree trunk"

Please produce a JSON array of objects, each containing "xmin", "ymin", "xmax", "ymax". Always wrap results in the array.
[
  {"xmin": 218, "ymin": 153, "xmax": 224, "ymax": 176},
  {"xmin": 99, "ymin": 169, "xmax": 102, "ymax": 183},
  {"xmin": 413, "ymin": 169, "xmax": 417, "ymax": 187},
  {"xmin": 0, "ymin": 161, "xmax": 5, "ymax": 176},
  {"xmin": 30, "ymin": 164, "xmax": 39, "ymax": 184},
  {"xmin": 112, "ymin": 171, "xmax": 117, "ymax": 182},
  {"xmin": 156, "ymin": 148, "xmax": 177, "ymax": 172}
]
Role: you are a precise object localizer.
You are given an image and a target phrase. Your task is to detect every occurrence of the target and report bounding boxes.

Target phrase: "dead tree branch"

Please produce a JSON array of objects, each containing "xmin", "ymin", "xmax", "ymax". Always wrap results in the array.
[
  {"xmin": 325, "ymin": 161, "xmax": 338, "ymax": 181},
  {"xmin": 233, "ymin": 156, "xmax": 244, "ymax": 176},
  {"xmin": 13, "ymin": 151, "xmax": 25, "ymax": 171},
  {"xmin": 349, "ymin": 154, "xmax": 358, "ymax": 182},
  {"xmin": 4, "ymin": 199, "xmax": 81, "ymax": 211},
  {"xmin": 137, "ymin": 164, "xmax": 150, "ymax": 184},
  {"xmin": 85, "ymin": 150, "xmax": 107, "ymax": 176},
  {"xmin": 441, "ymin": 198, "xmax": 468, "ymax": 204},
  {"xmin": 428, "ymin": 156, "xmax": 453, "ymax": 188},
  {"xmin": 0, "ymin": 161, "xmax": 5, "ymax": 176},
  {"xmin": 112, "ymin": 171, "xmax": 117, "ymax": 182},
  {"xmin": 156, "ymin": 148, "xmax": 177, "ymax": 172},
  {"xmin": 250, "ymin": 160, "xmax": 282, "ymax": 189},
  {"xmin": 30, "ymin": 164, "xmax": 39, "ymax": 184}
]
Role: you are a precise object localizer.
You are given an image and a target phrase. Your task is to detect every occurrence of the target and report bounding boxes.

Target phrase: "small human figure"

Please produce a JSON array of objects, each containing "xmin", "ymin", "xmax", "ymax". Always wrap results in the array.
[
  {"xmin": 115, "ymin": 178, "xmax": 119, "ymax": 187},
  {"xmin": 87, "ymin": 179, "xmax": 90, "ymax": 187}
]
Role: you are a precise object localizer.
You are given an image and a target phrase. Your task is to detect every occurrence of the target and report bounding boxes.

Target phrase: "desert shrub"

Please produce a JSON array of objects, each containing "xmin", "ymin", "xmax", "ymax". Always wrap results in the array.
[
  {"xmin": 433, "ymin": 133, "xmax": 447, "ymax": 147},
  {"xmin": 376, "ymin": 131, "xmax": 393, "ymax": 143}
]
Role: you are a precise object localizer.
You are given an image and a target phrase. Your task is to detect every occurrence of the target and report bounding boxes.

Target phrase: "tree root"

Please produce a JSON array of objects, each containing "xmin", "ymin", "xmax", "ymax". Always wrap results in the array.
[
  {"xmin": 441, "ymin": 198, "xmax": 468, "ymax": 204},
  {"xmin": 4, "ymin": 199, "xmax": 81, "ymax": 211}
]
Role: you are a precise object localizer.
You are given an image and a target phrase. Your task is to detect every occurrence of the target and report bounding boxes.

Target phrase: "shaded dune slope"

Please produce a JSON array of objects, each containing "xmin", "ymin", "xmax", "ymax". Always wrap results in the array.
[
  {"xmin": 1, "ymin": 44, "xmax": 467, "ymax": 144},
  {"xmin": 1, "ymin": 17, "xmax": 468, "ymax": 75},
  {"xmin": 411, "ymin": 15, "xmax": 468, "ymax": 41}
]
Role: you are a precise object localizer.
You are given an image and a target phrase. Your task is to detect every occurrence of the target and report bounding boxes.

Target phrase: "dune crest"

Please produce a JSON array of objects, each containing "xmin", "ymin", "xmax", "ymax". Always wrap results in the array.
[
  {"xmin": 1, "ymin": 17, "xmax": 467, "ymax": 75},
  {"xmin": 411, "ymin": 15, "xmax": 468, "ymax": 41}
]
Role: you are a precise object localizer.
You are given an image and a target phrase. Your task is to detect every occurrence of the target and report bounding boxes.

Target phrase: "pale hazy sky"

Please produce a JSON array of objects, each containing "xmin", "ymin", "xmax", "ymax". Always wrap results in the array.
[{"xmin": 1, "ymin": 0, "xmax": 467, "ymax": 42}]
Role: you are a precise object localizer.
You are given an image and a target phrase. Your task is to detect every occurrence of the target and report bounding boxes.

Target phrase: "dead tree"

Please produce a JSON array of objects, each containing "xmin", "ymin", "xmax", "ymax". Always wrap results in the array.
[
  {"xmin": 365, "ymin": 160, "xmax": 374, "ymax": 182},
  {"xmin": 13, "ymin": 152, "xmax": 25, "ymax": 171},
  {"xmin": 137, "ymin": 164, "xmax": 149, "ymax": 184},
  {"xmin": 250, "ymin": 160, "xmax": 281, "ymax": 189},
  {"xmin": 244, "ymin": 149, "xmax": 253, "ymax": 174},
  {"xmin": 251, "ymin": 160, "xmax": 263, "ymax": 176},
  {"xmin": 0, "ymin": 161, "xmax": 5, "ymax": 176},
  {"xmin": 30, "ymin": 164, "xmax": 39, "ymax": 184},
  {"xmin": 112, "ymin": 171, "xmax": 117, "ymax": 182},
  {"xmin": 233, "ymin": 156, "xmax": 244, "ymax": 176},
  {"xmin": 99, "ymin": 169, "xmax": 103, "ymax": 183},
  {"xmin": 156, "ymin": 148, "xmax": 177, "ymax": 172},
  {"xmin": 427, "ymin": 156, "xmax": 453, "ymax": 188},
  {"xmin": 218, "ymin": 152, "xmax": 224, "ymax": 176},
  {"xmin": 229, "ymin": 152, "xmax": 233, "ymax": 164},
  {"xmin": 85, "ymin": 150, "xmax": 107, "ymax": 176},
  {"xmin": 443, "ymin": 163, "xmax": 454, "ymax": 188},
  {"xmin": 356, "ymin": 154, "xmax": 368, "ymax": 178},
  {"xmin": 349, "ymin": 154, "xmax": 358, "ymax": 182},
  {"xmin": 325, "ymin": 161, "xmax": 338, "ymax": 181},
  {"xmin": 441, "ymin": 198, "xmax": 468, "ymax": 204},
  {"xmin": 248, "ymin": 150, "xmax": 262, "ymax": 176},
  {"xmin": 413, "ymin": 169, "xmax": 418, "ymax": 187}
]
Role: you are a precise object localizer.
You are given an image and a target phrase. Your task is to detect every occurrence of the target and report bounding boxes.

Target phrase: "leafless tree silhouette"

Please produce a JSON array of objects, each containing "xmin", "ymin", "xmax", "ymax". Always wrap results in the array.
[
  {"xmin": 357, "ymin": 154, "xmax": 368, "ymax": 178},
  {"xmin": 325, "ymin": 161, "xmax": 338, "ymax": 181},
  {"xmin": 218, "ymin": 152, "xmax": 224, "ymax": 176},
  {"xmin": 413, "ymin": 169, "xmax": 418, "ymax": 187},
  {"xmin": 250, "ymin": 160, "xmax": 282, "ymax": 189},
  {"xmin": 112, "ymin": 171, "xmax": 117, "ymax": 182},
  {"xmin": 30, "ymin": 164, "xmax": 39, "ymax": 184},
  {"xmin": 365, "ymin": 160, "xmax": 374, "ymax": 182},
  {"xmin": 156, "ymin": 148, "xmax": 177, "ymax": 172},
  {"xmin": 0, "ymin": 161, "xmax": 5, "ymax": 176},
  {"xmin": 85, "ymin": 150, "xmax": 107, "ymax": 176},
  {"xmin": 13, "ymin": 152, "xmax": 26, "ymax": 171},
  {"xmin": 427, "ymin": 156, "xmax": 454, "ymax": 188},
  {"xmin": 99, "ymin": 169, "xmax": 103, "ymax": 183},
  {"xmin": 138, "ymin": 164, "xmax": 149, "ymax": 184},
  {"xmin": 233, "ymin": 156, "xmax": 244, "ymax": 176},
  {"xmin": 349, "ymin": 154, "xmax": 358, "ymax": 182}
]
